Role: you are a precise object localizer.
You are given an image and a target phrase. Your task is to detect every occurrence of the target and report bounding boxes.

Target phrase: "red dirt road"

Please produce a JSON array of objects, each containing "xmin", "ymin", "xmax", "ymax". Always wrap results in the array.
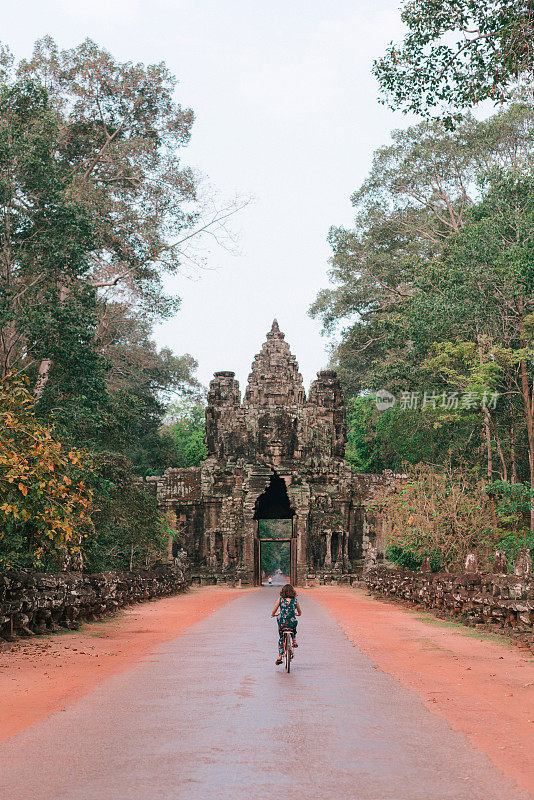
[
  {"xmin": 311, "ymin": 585, "xmax": 534, "ymax": 798},
  {"xmin": 0, "ymin": 586, "xmax": 246, "ymax": 742},
  {"xmin": 1, "ymin": 584, "xmax": 533, "ymax": 799},
  {"xmin": 2, "ymin": 587, "xmax": 530, "ymax": 800}
]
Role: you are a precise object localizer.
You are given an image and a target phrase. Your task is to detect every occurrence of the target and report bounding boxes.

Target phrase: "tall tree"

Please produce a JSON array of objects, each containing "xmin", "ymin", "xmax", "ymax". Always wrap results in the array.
[
  {"xmin": 311, "ymin": 106, "xmax": 534, "ymax": 521},
  {"xmin": 12, "ymin": 37, "xmax": 197, "ymax": 396},
  {"xmin": 311, "ymin": 104, "xmax": 534, "ymax": 393},
  {"xmin": 1, "ymin": 37, "xmax": 244, "ymax": 402},
  {"xmin": 163, "ymin": 398, "xmax": 207, "ymax": 469},
  {"xmin": 98, "ymin": 304, "xmax": 201, "ymax": 473},
  {"xmin": 414, "ymin": 172, "xmax": 534, "ymax": 523},
  {"xmin": 0, "ymin": 78, "xmax": 105, "ymax": 400}
]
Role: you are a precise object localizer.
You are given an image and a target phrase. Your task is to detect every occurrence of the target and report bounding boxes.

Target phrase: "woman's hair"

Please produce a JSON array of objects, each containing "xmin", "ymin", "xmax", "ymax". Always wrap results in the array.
[{"xmin": 280, "ymin": 583, "xmax": 296, "ymax": 599}]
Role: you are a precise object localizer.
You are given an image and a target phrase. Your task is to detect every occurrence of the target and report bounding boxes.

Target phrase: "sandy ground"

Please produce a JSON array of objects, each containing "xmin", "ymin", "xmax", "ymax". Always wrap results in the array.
[
  {"xmin": 0, "ymin": 586, "xmax": 247, "ymax": 742},
  {"xmin": 310, "ymin": 585, "xmax": 534, "ymax": 798}
]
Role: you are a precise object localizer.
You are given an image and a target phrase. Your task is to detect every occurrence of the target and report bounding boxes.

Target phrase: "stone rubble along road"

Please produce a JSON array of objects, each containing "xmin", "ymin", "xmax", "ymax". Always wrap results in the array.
[{"xmin": 1, "ymin": 586, "xmax": 532, "ymax": 800}]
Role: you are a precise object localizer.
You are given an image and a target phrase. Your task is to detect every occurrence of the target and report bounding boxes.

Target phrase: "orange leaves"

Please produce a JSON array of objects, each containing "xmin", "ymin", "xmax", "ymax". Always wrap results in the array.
[
  {"xmin": 67, "ymin": 450, "xmax": 81, "ymax": 467},
  {"xmin": 0, "ymin": 378, "xmax": 94, "ymax": 568},
  {"xmin": 374, "ymin": 462, "xmax": 502, "ymax": 570}
]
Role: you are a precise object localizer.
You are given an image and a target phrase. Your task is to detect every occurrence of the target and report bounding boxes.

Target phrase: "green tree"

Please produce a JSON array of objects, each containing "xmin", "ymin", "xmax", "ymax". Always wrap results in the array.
[
  {"xmin": 164, "ymin": 398, "xmax": 207, "ymax": 469},
  {"xmin": 345, "ymin": 397, "xmax": 377, "ymax": 471},
  {"xmin": 0, "ymin": 43, "xmax": 211, "ymax": 572},
  {"xmin": 12, "ymin": 37, "xmax": 244, "ymax": 400},
  {"xmin": 373, "ymin": 0, "xmax": 534, "ymax": 120},
  {"xmin": 311, "ymin": 107, "xmax": 534, "ymax": 490},
  {"xmin": 0, "ymin": 78, "xmax": 114, "ymax": 444},
  {"xmin": 260, "ymin": 541, "xmax": 290, "ymax": 577},
  {"xmin": 96, "ymin": 304, "xmax": 201, "ymax": 473},
  {"xmin": 0, "ymin": 79, "xmax": 101, "ymax": 376},
  {"xmin": 85, "ymin": 452, "xmax": 167, "ymax": 572},
  {"xmin": 311, "ymin": 104, "xmax": 534, "ymax": 393},
  {"xmin": 0, "ymin": 39, "xmax": 232, "ymax": 412},
  {"xmin": 7, "ymin": 36, "xmax": 197, "ymax": 400},
  {"xmin": 0, "ymin": 41, "xmax": 207, "ymax": 470},
  {"xmin": 412, "ymin": 171, "xmax": 534, "ymax": 522}
]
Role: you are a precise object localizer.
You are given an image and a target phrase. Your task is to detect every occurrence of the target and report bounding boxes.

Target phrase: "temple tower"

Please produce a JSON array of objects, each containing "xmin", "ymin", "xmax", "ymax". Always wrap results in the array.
[
  {"xmin": 244, "ymin": 319, "xmax": 306, "ymax": 407},
  {"xmin": 205, "ymin": 370, "xmax": 241, "ymax": 459}
]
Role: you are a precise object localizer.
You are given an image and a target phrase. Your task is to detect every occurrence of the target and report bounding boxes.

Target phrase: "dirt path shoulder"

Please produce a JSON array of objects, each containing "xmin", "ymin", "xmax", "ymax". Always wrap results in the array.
[
  {"xmin": 309, "ymin": 586, "xmax": 534, "ymax": 799},
  {"xmin": 0, "ymin": 586, "xmax": 248, "ymax": 742}
]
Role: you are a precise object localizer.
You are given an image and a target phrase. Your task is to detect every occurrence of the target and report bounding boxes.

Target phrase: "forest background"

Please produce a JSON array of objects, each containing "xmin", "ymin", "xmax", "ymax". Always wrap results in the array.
[
  {"xmin": 3, "ymin": 1, "xmax": 534, "ymax": 574},
  {"xmin": 0, "ymin": 38, "xmax": 209, "ymax": 571},
  {"xmin": 311, "ymin": 0, "xmax": 534, "ymax": 570}
]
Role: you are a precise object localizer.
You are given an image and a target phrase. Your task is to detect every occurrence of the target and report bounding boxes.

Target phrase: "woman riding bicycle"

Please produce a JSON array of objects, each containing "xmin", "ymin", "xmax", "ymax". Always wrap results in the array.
[{"xmin": 271, "ymin": 583, "xmax": 301, "ymax": 665}]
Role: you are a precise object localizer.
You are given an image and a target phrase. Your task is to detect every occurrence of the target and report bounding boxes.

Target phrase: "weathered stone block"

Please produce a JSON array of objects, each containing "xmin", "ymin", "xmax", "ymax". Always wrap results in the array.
[{"xmin": 0, "ymin": 561, "xmax": 189, "ymax": 641}]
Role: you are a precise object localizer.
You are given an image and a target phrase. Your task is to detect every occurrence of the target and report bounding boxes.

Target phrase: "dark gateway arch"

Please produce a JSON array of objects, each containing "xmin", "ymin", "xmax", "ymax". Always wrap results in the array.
[{"xmin": 253, "ymin": 472, "xmax": 297, "ymax": 586}]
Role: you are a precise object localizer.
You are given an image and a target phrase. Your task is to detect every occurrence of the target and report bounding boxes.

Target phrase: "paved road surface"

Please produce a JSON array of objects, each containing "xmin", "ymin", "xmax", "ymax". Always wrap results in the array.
[
  {"xmin": 1, "ymin": 589, "xmax": 529, "ymax": 800},
  {"xmin": 262, "ymin": 571, "xmax": 288, "ymax": 586}
]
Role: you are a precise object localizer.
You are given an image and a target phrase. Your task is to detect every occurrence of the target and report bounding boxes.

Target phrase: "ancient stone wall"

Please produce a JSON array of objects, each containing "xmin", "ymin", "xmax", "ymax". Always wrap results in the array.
[
  {"xmin": 364, "ymin": 561, "xmax": 534, "ymax": 653},
  {"xmin": 0, "ymin": 561, "xmax": 188, "ymax": 641}
]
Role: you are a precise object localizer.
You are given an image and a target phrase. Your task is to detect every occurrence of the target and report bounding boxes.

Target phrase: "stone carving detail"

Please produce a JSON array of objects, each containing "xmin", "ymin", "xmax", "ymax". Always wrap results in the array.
[
  {"xmin": 514, "ymin": 547, "xmax": 532, "ymax": 577},
  {"xmin": 465, "ymin": 553, "xmax": 478, "ymax": 573},
  {"xmin": 365, "ymin": 558, "xmax": 534, "ymax": 653},
  {"xmin": 146, "ymin": 321, "xmax": 394, "ymax": 585},
  {"xmin": 0, "ymin": 561, "xmax": 188, "ymax": 642},
  {"xmin": 493, "ymin": 550, "xmax": 508, "ymax": 574},
  {"xmin": 363, "ymin": 545, "xmax": 378, "ymax": 574}
]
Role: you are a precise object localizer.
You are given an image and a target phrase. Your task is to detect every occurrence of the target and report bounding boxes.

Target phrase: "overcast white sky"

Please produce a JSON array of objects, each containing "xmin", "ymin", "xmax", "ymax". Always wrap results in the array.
[{"xmin": 4, "ymin": 0, "xmax": 412, "ymax": 392}]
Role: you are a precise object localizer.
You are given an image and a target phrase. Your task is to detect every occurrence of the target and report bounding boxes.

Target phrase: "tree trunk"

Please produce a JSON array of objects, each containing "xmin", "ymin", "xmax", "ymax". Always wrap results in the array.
[
  {"xmin": 519, "ymin": 356, "xmax": 534, "ymax": 530},
  {"xmin": 510, "ymin": 424, "xmax": 518, "ymax": 484},
  {"xmin": 507, "ymin": 369, "xmax": 518, "ymax": 484},
  {"xmin": 34, "ymin": 358, "xmax": 53, "ymax": 401},
  {"xmin": 482, "ymin": 408, "xmax": 497, "ymax": 524},
  {"xmin": 34, "ymin": 285, "xmax": 69, "ymax": 400},
  {"xmin": 487, "ymin": 410, "xmax": 507, "ymax": 481},
  {"xmin": 1, "ymin": 319, "xmax": 19, "ymax": 378}
]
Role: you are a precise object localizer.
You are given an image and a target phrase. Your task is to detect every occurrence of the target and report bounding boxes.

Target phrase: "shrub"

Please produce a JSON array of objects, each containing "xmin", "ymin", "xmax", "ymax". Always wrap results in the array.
[
  {"xmin": 372, "ymin": 463, "xmax": 502, "ymax": 571},
  {"xmin": 0, "ymin": 378, "xmax": 93, "ymax": 569}
]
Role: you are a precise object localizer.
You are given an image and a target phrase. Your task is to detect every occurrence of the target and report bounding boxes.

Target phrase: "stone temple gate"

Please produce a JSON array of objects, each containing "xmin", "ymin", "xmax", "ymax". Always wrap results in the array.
[{"xmin": 143, "ymin": 321, "xmax": 392, "ymax": 585}]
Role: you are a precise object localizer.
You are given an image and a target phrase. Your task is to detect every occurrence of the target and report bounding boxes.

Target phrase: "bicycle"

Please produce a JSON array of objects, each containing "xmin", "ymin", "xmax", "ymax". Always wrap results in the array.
[{"xmin": 275, "ymin": 615, "xmax": 294, "ymax": 673}]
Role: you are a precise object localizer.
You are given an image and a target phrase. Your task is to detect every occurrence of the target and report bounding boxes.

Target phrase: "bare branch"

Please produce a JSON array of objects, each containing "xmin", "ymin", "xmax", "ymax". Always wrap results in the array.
[
  {"xmin": 90, "ymin": 267, "xmax": 137, "ymax": 289},
  {"xmin": 437, "ymin": 33, "xmax": 499, "ymax": 80}
]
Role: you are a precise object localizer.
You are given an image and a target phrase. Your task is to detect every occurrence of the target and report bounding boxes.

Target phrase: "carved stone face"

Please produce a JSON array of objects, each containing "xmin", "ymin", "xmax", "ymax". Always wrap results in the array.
[
  {"xmin": 256, "ymin": 411, "xmax": 297, "ymax": 461},
  {"xmin": 206, "ymin": 320, "xmax": 346, "ymax": 464}
]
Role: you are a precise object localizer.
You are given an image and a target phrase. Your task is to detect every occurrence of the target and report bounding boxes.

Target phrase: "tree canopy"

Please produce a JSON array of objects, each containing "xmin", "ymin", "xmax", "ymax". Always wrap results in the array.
[
  {"xmin": 0, "ymin": 379, "xmax": 93, "ymax": 569},
  {"xmin": 373, "ymin": 0, "xmax": 534, "ymax": 122}
]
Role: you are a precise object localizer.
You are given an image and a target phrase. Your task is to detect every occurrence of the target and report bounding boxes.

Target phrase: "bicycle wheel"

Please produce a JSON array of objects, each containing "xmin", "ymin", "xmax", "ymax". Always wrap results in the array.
[{"xmin": 285, "ymin": 631, "xmax": 292, "ymax": 673}]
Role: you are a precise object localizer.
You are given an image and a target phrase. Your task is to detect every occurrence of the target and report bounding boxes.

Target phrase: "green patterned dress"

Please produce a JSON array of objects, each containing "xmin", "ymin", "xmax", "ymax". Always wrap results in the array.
[{"xmin": 278, "ymin": 596, "xmax": 298, "ymax": 655}]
